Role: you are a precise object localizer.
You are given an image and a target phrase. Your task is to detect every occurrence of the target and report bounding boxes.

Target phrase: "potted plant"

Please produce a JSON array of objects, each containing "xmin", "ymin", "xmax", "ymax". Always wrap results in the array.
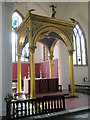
[{"xmin": 5, "ymin": 93, "xmax": 13, "ymax": 102}]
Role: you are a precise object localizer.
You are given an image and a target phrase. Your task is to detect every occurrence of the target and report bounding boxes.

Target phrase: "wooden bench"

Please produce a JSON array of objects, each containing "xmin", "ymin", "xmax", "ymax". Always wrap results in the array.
[{"xmin": 68, "ymin": 84, "xmax": 90, "ymax": 94}]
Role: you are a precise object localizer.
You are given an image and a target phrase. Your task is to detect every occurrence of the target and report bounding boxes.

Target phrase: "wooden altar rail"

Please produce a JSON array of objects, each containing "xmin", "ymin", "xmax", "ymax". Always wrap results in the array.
[
  {"xmin": 68, "ymin": 84, "xmax": 90, "ymax": 94},
  {"xmin": 6, "ymin": 95, "xmax": 65, "ymax": 120}
]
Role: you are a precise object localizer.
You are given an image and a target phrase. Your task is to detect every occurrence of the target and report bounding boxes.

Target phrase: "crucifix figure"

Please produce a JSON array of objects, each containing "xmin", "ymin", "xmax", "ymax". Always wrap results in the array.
[{"xmin": 50, "ymin": 4, "xmax": 56, "ymax": 18}]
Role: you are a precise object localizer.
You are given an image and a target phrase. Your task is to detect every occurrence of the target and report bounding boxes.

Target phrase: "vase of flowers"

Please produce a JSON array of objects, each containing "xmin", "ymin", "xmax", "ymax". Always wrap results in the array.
[{"xmin": 5, "ymin": 93, "xmax": 13, "ymax": 102}]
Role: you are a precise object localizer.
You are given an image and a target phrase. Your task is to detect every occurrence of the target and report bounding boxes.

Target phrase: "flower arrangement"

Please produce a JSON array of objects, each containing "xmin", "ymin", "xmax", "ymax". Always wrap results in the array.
[{"xmin": 5, "ymin": 93, "xmax": 13, "ymax": 102}]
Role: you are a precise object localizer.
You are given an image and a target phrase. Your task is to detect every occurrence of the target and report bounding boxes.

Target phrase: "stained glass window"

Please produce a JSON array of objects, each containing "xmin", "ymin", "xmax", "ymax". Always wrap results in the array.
[
  {"xmin": 12, "ymin": 12, "xmax": 22, "ymax": 28},
  {"xmin": 12, "ymin": 11, "xmax": 30, "ymax": 62},
  {"xmin": 12, "ymin": 11, "xmax": 23, "ymax": 62}
]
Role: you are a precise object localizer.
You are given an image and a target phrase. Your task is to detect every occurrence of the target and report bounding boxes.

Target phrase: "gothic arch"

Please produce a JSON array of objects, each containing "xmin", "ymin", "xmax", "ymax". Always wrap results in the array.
[
  {"xmin": 13, "ymin": 9, "xmax": 24, "ymax": 20},
  {"xmin": 33, "ymin": 25, "xmax": 73, "ymax": 52}
]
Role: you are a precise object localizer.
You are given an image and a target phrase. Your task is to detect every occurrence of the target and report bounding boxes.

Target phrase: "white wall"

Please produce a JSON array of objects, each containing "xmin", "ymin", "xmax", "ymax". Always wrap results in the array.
[
  {"xmin": 14, "ymin": 2, "xmax": 51, "ymax": 17},
  {"xmin": 74, "ymin": 66, "xmax": 88, "ymax": 84},
  {"xmin": 35, "ymin": 42, "xmax": 43, "ymax": 63},
  {"xmin": 59, "ymin": 41, "xmax": 70, "ymax": 90},
  {"xmin": 53, "ymin": 40, "xmax": 70, "ymax": 90}
]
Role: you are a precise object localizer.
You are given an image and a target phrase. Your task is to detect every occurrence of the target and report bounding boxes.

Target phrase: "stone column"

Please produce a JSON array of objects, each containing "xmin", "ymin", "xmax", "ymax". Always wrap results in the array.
[
  {"xmin": 17, "ymin": 54, "xmax": 21, "ymax": 93},
  {"xmin": 69, "ymin": 50, "xmax": 75, "ymax": 96}
]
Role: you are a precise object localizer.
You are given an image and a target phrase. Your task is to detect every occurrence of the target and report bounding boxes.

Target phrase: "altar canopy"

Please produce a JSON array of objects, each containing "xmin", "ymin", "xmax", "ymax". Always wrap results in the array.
[{"xmin": 15, "ymin": 10, "xmax": 77, "ymax": 98}]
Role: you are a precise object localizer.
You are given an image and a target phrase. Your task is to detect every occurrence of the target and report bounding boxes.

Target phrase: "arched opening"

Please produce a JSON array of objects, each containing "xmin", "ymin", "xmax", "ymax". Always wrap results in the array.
[
  {"xmin": 73, "ymin": 22, "xmax": 87, "ymax": 66},
  {"xmin": 34, "ymin": 25, "xmax": 73, "ymax": 51},
  {"xmin": 34, "ymin": 26, "xmax": 74, "ymax": 92},
  {"xmin": 12, "ymin": 10, "xmax": 23, "ymax": 62}
]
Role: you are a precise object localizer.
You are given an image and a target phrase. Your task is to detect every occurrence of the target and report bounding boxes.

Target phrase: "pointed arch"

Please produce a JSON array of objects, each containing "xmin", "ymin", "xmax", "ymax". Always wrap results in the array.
[
  {"xmin": 12, "ymin": 10, "xmax": 23, "ymax": 62},
  {"xmin": 33, "ymin": 25, "xmax": 73, "ymax": 52},
  {"xmin": 73, "ymin": 22, "xmax": 87, "ymax": 66},
  {"xmin": 13, "ymin": 9, "xmax": 24, "ymax": 20}
]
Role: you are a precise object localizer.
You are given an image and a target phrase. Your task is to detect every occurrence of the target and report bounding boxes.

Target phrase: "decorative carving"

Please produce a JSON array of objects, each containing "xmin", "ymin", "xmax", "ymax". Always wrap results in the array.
[
  {"xmin": 70, "ymin": 18, "xmax": 77, "ymax": 23},
  {"xmin": 30, "ymin": 46, "xmax": 37, "ymax": 53},
  {"xmin": 32, "ymin": 20, "xmax": 43, "ymax": 37},
  {"xmin": 50, "ymin": 4, "xmax": 56, "ymax": 18},
  {"xmin": 18, "ymin": 44, "xmax": 23, "ymax": 55},
  {"xmin": 17, "ymin": 54, "xmax": 22, "ymax": 58},
  {"xmin": 49, "ymin": 54, "xmax": 54, "ymax": 59},
  {"xmin": 68, "ymin": 50, "xmax": 73, "ymax": 55},
  {"xmin": 25, "ymin": 27, "xmax": 30, "ymax": 36},
  {"xmin": 28, "ymin": 9, "xmax": 35, "ymax": 14}
]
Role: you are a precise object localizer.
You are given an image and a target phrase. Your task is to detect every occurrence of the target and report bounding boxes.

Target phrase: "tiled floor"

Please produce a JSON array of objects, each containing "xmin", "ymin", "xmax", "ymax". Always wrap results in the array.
[{"xmin": 19, "ymin": 92, "xmax": 90, "ymax": 120}]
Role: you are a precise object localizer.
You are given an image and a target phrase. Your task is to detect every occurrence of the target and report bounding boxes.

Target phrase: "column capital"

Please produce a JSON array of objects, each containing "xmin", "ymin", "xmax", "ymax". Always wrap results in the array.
[
  {"xmin": 48, "ymin": 53, "xmax": 54, "ymax": 59},
  {"xmin": 49, "ymin": 55, "xmax": 54, "ymax": 59},
  {"xmin": 68, "ymin": 50, "xmax": 74, "ymax": 56},
  {"xmin": 17, "ymin": 54, "xmax": 22, "ymax": 57},
  {"xmin": 30, "ymin": 46, "xmax": 37, "ymax": 53}
]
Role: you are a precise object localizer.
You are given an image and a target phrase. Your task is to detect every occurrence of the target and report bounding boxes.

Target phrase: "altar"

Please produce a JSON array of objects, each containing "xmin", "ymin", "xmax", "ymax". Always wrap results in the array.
[{"xmin": 24, "ymin": 78, "xmax": 59, "ymax": 95}]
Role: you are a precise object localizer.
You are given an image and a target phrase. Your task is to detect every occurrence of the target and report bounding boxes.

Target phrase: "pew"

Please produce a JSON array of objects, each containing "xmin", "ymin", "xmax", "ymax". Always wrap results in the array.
[{"xmin": 68, "ymin": 84, "xmax": 90, "ymax": 94}]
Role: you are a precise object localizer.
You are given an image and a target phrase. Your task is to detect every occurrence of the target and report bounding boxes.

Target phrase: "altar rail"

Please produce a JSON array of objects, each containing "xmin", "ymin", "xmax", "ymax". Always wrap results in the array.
[
  {"xmin": 68, "ymin": 84, "xmax": 90, "ymax": 94},
  {"xmin": 6, "ymin": 95, "xmax": 65, "ymax": 120}
]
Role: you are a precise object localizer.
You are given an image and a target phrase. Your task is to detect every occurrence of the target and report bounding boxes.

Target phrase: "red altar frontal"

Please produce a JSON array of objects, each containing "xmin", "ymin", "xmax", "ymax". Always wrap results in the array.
[{"xmin": 24, "ymin": 78, "xmax": 59, "ymax": 95}]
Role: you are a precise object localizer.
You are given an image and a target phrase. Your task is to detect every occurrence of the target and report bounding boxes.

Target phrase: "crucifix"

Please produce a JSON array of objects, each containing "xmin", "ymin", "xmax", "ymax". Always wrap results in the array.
[{"xmin": 50, "ymin": 4, "xmax": 56, "ymax": 18}]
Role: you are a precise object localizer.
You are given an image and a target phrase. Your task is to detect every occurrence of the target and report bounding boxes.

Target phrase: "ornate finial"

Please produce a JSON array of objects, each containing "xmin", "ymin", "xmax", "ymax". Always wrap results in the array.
[
  {"xmin": 70, "ymin": 18, "xmax": 76, "ymax": 23},
  {"xmin": 50, "ymin": 4, "xmax": 56, "ymax": 18},
  {"xmin": 28, "ymin": 9, "xmax": 35, "ymax": 13}
]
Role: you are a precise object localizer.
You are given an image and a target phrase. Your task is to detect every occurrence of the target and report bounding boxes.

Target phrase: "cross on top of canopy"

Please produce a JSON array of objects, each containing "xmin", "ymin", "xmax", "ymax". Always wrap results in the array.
[{"xmin": 15, "ymin": 10, "xmax": 76, "ymax": 55}]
